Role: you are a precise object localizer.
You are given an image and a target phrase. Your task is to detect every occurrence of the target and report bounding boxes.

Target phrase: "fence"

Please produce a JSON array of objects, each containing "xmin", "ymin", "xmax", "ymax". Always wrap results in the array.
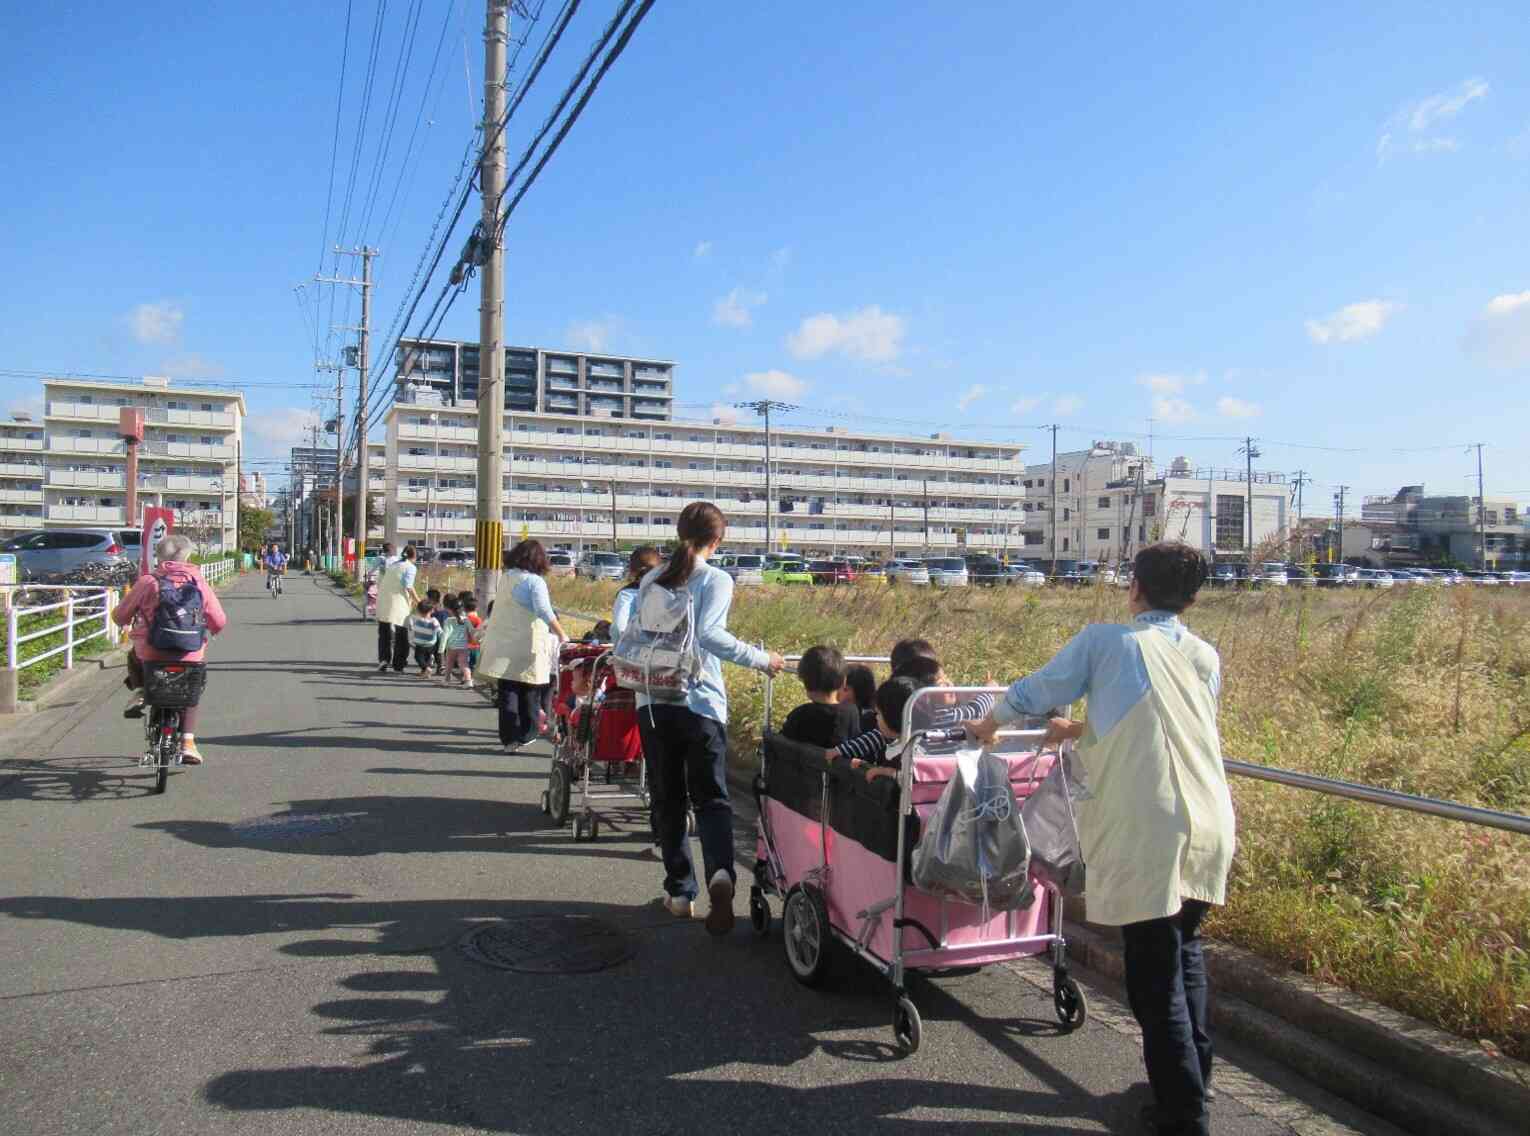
[
  {"xmin": 201, "ymin": 558, "xmax": 237, "ymax": 585},
  {"xmin": 1, "ymin": 586, "xmax": 119, "ymax": 713}
]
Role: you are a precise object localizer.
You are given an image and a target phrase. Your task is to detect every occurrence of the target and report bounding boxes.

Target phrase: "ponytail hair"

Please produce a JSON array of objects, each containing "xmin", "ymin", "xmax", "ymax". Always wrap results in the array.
[
  {"xmin": 655, "ymin": 501, "xmax": 726, "ymax": 589},
  {"xmin": 624, "ymin": 544, "xmax": 662, "ymax": 590}
]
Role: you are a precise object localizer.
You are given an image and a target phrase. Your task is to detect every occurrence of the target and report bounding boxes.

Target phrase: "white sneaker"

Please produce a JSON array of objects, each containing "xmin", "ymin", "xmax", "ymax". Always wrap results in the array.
[
  {"xmin": 664, "ymin": 895, "xmax": 694, "ymax": 918},
  {"xmin": 705, "ymin": 870, "xmax": 735, "ymax": 937}
]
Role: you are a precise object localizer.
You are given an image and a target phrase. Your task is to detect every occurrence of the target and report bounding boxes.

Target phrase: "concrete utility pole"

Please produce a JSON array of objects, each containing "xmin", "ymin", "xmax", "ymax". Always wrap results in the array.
[
  {"xmin": 1472, "ymin": 443, "xmax": 1487, "ymax": 570},
  {"xmin": 475, "ymin": 0, "xmax": 510, "ymax": 609},
  {"xmin": 1238, "ymin": 436, "xmax": 1261, "ymax": 557},
  {"xmin": 922, "ymin": 478, "xmax": 930, "ymax": 557},
  {"xmin": 1291, "ymin": 470, "xmax": 1309, "ymax": 557},
  {"xmin": 354, "ymin": 247, "xmax": 375, "ymax": 577},
  {"xmin": 1334, "ymin": 485, "xmax": 1349, "ymax": 565},
  {"xmin": 308, "ymin": 421, "xmax": 321, "ymax": 562},
  {"xmin": 1047, "ymin": 424, "xmax": 1059, "ymax": 573},
  {"xmin": 734, "ymin": 399, "xmax": 798, "ymax": 552}
]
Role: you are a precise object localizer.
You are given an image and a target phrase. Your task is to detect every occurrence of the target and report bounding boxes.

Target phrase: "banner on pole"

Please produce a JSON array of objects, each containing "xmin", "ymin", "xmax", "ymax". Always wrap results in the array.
[{"xmin": 140, "ymin": 507, "xmax": 175, "ymax": 576}]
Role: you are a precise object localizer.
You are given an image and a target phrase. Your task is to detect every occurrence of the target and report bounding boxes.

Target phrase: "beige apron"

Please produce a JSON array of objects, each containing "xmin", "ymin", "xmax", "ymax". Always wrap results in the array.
[
  {"xmin": 1073, "ymin": 626, "xmax": 1236, "ymax": 926},
  {"xmin": 376, "ymin": 560, "xmax": 414, "ymax": 626},
  {"xmin": 476, "ymin": 569, "xmax": 552, "ymax": 684}
]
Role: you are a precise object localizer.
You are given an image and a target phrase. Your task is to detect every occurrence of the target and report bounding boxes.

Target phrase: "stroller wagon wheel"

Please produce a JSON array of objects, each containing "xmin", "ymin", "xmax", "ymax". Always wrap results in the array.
[
  {"xmin": 893, "ymin": 995, "xmax": 922, "ymax": 1053},
  {"xmin": 1053, "ymin": 973, "xmax": 1088, "ymax": 1030},
  {"xmin": 782, "ymin": 885, "xmax": 830, "ymax": 986},
  {"xmin": 547, "ymin": 765, "xmax": 572, "ymax": 827},
  {"xmin": 749, "ymin": 890, "xmax": 771, "ymax": 938},
  {"xmin": 539, "ymin": 790, "xmax": 550, "ymax": 815}
]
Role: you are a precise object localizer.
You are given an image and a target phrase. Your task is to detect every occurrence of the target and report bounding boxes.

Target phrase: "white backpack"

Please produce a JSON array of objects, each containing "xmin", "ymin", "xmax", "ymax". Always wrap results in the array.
[{"xmin": 611, "ymin": 578, "xmax": 701, "ymax": 702}]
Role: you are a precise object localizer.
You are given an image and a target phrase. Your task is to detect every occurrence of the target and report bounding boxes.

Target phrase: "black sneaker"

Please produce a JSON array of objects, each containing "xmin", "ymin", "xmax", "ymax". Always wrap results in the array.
[{"xmin": 123, "ymin": 700, "xmax": 145, "ymax": 720}]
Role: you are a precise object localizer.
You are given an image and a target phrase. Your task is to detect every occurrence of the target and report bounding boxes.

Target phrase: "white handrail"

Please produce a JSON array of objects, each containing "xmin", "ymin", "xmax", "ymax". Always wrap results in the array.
[
  {"xmin": 201, "ymin": 558, "xmax": 237, "ymax": 585},
  {"xmin": 4, "ymin": 586, "xmax": 117, "ymax": 675}
]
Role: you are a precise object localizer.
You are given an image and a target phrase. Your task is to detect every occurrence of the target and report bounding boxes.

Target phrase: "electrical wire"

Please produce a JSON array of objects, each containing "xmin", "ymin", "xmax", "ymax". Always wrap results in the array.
[{"xmin": 314, "ymin": 0, "xmax": 356, "ymax": 359}]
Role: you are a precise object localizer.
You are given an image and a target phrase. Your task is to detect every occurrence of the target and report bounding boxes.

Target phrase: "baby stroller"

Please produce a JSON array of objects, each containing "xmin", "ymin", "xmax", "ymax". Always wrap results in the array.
[
  {"xmin": 539, "ymin": 641, "xmax": 647, "ymax": 841},
  {"xmin": 362, "ymin": 568, "xmax": 379, "ymax": 619},
  {"xmin": 751, "ymin": 669, "xmax": 1088, "ymax": 1053}
]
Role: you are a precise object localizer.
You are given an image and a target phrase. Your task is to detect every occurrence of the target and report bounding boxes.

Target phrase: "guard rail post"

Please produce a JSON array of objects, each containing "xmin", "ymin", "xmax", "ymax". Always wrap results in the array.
[
  {"xmin": 63, "ymin": 592, "xmax": 75, "ymax": 670},
  {"xmin": 106, "ymin": 588, "xmax": 120, "ymax": 645},
  {"xmin": 1, "ymin": 602, "xmax": 18, "ymax": 713}
]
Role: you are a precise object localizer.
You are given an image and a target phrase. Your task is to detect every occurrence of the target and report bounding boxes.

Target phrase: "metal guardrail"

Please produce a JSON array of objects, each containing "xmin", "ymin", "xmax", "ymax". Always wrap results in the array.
[
  {"xmin": 201, "ymin": 559, "xmax": 237, "ymax": 585},
  {"xmin": 2, "ymin": 586, "xmax": 120, "ymax": 709}
]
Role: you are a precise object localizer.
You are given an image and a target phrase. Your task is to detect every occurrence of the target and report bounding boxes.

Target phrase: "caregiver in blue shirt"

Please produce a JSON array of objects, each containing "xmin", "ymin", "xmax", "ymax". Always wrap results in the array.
[{"xmin": 638, "ymin": 502, "xmax": 784, "ymax": 935}]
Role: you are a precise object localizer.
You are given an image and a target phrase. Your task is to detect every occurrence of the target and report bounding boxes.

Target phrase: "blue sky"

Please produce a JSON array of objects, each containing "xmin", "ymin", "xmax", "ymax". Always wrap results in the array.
[{"xmin": 3, "ymin": 1, "xmax": 1528, "ymax": 511}]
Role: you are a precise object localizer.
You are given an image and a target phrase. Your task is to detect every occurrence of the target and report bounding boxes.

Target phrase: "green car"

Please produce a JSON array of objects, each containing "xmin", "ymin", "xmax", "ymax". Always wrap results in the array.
[{"xmin": 762, "ymin": 557, "xmax": 813, "ymax": 585}]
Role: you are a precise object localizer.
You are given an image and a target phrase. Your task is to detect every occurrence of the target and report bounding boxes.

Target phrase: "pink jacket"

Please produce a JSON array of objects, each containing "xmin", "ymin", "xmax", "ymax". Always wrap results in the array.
[{"xmin": 112, "ymin": 561, "xmax": 228, "ymax": 663}]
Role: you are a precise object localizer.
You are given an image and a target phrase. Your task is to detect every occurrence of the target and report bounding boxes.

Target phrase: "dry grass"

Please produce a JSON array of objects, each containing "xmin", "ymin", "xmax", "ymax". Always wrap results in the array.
[{"xmin": 552, "ymin": 576, "xmax": 1530, "ymax": 1062}]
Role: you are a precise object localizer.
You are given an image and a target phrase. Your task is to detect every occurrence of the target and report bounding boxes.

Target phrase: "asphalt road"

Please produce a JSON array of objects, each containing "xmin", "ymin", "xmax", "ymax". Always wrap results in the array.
[{"xmin": 0, "ymin": 572, "xmax": 1399, "ymax": 1135}]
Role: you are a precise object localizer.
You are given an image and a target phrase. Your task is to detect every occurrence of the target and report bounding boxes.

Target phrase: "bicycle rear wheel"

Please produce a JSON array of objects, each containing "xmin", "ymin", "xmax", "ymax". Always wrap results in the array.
[{"xmin": 152, "ymin": 709, "xmax": 179, "ymax": 794}]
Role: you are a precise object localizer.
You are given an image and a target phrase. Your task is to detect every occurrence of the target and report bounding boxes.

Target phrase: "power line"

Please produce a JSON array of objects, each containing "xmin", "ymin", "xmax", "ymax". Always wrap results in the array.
[
  {"xmin": 355, "ymin": 0, "xmax": 427, "ymax": 245},
  {"xmin": 315, "ymin": 0, "xmax": 356, "ymax": 348}
]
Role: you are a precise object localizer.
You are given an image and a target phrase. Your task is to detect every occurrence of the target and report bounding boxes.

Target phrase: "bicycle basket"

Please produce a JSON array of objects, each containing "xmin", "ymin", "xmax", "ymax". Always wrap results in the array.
[{"xmin": 143, "ymin": 662, "xmax": 207, "ymax": 708}]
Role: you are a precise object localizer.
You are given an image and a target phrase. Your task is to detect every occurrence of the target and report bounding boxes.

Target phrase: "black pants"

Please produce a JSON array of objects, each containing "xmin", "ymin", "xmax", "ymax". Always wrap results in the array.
[
  {"xmin": 497, "ymin": 679, "xmax": 547, "ymax": 746},
  {"xmin": 377, "ymin": 622, "xmax": 409, "ymax": 671},
  {"xmin": 638, "ymin": 704, "xmax": 732, "ymax": 900},
  {"xmin": 1121, "ymin": 900, "xmax": 1213, "ymax": 1136}
]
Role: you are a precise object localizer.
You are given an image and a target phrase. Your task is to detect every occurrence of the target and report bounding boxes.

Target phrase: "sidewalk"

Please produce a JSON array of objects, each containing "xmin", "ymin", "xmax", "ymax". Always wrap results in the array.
[{"xmin": 0, "ymin": 572, "xmax": 1398, "ymax": 1135}]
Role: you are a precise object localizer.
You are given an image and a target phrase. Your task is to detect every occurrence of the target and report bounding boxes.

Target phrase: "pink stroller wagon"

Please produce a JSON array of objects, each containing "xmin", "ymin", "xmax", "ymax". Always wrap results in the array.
[{"xmin": 750, "ymin": 672, "xmax": 1088, "ymax": 1053}]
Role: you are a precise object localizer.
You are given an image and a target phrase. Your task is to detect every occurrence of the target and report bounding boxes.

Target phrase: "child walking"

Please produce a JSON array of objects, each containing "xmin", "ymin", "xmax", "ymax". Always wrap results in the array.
[
  {"xmin": 440, "ymin": 595, "xmax": 478, "ymax": 686},
  {"xmin": 409, "ymin": 599, "xmax": 443, "ymax": 677}
]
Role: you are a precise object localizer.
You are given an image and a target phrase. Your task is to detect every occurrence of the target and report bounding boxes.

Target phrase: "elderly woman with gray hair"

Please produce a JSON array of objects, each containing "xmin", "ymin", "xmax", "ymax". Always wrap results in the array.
[{"xmin": 112, "ymin": 533, "xmax": 228, "ymax": 764}]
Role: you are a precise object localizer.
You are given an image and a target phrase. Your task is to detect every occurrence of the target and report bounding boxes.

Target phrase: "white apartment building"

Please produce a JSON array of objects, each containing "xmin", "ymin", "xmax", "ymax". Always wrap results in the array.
[
  {"xmin": 382, "ymin": 400, "xmax": 1026, "ymax": 555},
  {"xmin": 0, "ymin": 415, "xmax": 47, "ymax": 537},
  {"xmin": 37, "ymin": 377, "xmax": 246, "ymax": 549},
  {"xmin": 1019, "ymin": 442, "xmax": 1290, "ymax": 562}
]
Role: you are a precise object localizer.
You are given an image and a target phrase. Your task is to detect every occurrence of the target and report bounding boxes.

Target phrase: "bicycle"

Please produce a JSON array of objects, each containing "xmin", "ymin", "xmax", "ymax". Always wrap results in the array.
[
  {"xmin": 139, "ymin": 662, "xmax": 206, "ymax": 794},
  {"xmin": 268, "ymin": 567, "xmax": 284, "ymax": 596}
]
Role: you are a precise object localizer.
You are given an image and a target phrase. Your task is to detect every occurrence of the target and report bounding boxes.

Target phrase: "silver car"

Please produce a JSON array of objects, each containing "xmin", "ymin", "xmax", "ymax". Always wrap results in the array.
[
  {"xmin": 577, "ymin": 551, "xmax": 626, "ymax": 581},
  {"xmin": 2, "ymin": 528, "xmax": 135, "ymax": 581},
  {"xmin": 1006, "ymin": 562, "xmax": 1048, "ymax": 587},
  {"xmin": 925, "ymin": 557, "xmax": 970, "ymax": 587},
  {"xmin": 886, "ymin": 558, "xmax": 931, "ymax": 585},
  {"xmin": 726, "ymin": 554, "xmax": 766, "ymax": 586}
]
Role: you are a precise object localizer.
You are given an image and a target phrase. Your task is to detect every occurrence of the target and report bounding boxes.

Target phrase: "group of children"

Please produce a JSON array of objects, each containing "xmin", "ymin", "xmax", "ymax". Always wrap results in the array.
[
  {"xmin": 408, "ymin": 587, "xmax": 484, "ymax": 685},
  {"xmin": 779, "ymin": 638, "xmax": 997, "ymax": 781}
]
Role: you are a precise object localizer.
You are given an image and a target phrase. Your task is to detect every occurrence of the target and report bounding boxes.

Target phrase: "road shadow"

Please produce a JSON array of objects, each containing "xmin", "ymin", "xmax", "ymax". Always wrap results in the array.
[
  {"xmin": 0, "ymin": 889, "xmax": 1129, "ymax": 1132},
  {"xmin": 0, "ymin": 754, "xmax": 167, "ymax": 802},
  {"xmin": 197, "ymin": 724, "xmax": 497, "ymax": 757},
  {"xmin": 366, "ymin": 766, "xmax": 546, "ymax": 780}
]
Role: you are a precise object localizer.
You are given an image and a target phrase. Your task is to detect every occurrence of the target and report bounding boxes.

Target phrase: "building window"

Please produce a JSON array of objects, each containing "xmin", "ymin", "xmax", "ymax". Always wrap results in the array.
[
  {"xmin": 1063, "ymin": 508, "xmax": 1071, "ymax": 521},
  {"xmin": 1062, "ymin": 537, "xmax": 1070, "ymax": 551},
  {"xmin": 1024, "ymin": 532, "xmax": 1043, "ymax": 546},
  {"xmin": 1097, "ymin": 527, "xmax": 1110, "ymax": 540},
  {"xmin": 1063, "ymin": 478, "xmax": 1071, "ymax": 492},
  {"xmin": 1143, "ymin": 494, "xmax": 1156, "ymax": 517},
  {"xmin": 1215, "ymin": 495, "xmax": 1245, "ymax": 550},
  {"xmin": 1097, "ymin": 496, "xmax": 1110, "ymax": 509}
]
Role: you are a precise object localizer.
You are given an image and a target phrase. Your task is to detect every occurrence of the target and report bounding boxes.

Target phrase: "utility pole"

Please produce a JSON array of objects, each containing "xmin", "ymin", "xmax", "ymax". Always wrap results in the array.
[
  {"xmin": 1237, "ymin": 436, "xmax": 1261, "ymax": 558},
  {"xmin": 1291, "ymin": 470, "xmax": 1309, "ymax": 558},
  {"xmin": 734, "ymin": 399, "xmax": 798, "ymax": 552},
  {"xmin": 354, "ymin": 247, "xmax": 375, "ymax": 577},
  {"xmin": 1334, "ymin": 485, "xmax": 1349, "ymax": 565},
  {"xmin": 609, "ymin": 480, "xmax": 618, "ymax": 552},
  {"xmin": 475, "ymin": 0, "xmax": 509, "ymax": 609},
  {"xmin": 922, "ymin": 479, "xmax": 931, "ymax": 557},
  {"xmin": 888, "ymin": 498, "xmax": 895, "ymax": 560},
  {"xmin": 1472, "ymin": 442, "xmax": 1487, "ymax": 570},
  {"xmin": 308, "ymin": 421, "xmax": 321, "ymax": 564},
  {"xmin": 1046, "ymin": 424, "xmax": 1059, "ymax": 573}
]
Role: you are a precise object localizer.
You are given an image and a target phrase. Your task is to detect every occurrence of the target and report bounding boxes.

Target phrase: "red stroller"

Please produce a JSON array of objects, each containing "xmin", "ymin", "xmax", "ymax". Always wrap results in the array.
[{"xmin": 539, "ymin": 642, "xmax": 647, "ymax": 841}]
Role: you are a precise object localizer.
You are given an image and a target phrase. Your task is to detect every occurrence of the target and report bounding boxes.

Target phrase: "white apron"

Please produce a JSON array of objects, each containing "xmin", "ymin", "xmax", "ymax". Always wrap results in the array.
[
  {"xmin": 376, "ymin": 560, "xmax": 414, "ymax": 626},
  {"xmin": 1073, "ymin": 626, "xmax": 1236, "ymax": 926},
  {"xmin": 476, "ymin": 569, "xmax": 552, "ymax": 684}
]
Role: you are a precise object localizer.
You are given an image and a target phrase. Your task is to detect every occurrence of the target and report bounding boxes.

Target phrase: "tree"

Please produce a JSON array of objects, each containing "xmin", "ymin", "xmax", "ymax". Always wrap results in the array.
[{"xmin": 239, "ymin": 507, "xmax": 275, "ymax": 552}]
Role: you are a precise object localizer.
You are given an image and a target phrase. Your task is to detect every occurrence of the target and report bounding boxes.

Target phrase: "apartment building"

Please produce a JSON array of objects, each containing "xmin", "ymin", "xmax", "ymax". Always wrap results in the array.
[
  {"xmin": 36, "ymin": 377, "xmax": 245, "ymax": 549},
  {"xmin": 1354, "ymin": 486, "xmax": 1525, "ymax": 567},
  {"xmin": 0, "ymin": 415, "xmax": 47, "ymax": 537},
  {"xmin": 1018, "ymin": 442, "xmax": 1290, "ymax": 562},
  {"xmin": 394, "ymin": 338, "xmax": 674, "ymax": 420},
  {"xmin": 382, "ymin": 398, "xmax": 1025, "ymax": 555}
]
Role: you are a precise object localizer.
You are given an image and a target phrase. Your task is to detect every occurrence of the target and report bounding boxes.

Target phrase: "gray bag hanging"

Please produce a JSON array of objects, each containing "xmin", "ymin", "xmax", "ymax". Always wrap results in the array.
[
  {"xmin": 912, "ymin": 747, "xmax": 1033, "ymax": 913},
  {"xmin": 1019, "ymin": 744, "xmax": 1087, "ymax": 897}
]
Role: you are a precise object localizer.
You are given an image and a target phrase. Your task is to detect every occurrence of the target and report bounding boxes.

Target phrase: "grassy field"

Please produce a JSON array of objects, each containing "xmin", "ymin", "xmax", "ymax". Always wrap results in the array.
[{"xmin": 551, "ymin": 575, "xmax": 1530, "ymax": 1063}]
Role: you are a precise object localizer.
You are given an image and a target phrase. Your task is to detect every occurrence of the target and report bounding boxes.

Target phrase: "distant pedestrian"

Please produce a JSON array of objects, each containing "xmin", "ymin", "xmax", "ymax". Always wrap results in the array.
[
  {"xmin": 374, "ymin": 544, "xmax": 421, "ymax": 673},
  {"xmin": 476, "ymin": 539, "xmax": 569, "ymax": 751}
]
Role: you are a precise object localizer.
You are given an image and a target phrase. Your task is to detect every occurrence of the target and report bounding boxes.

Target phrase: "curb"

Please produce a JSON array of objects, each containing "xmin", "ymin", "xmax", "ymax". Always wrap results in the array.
[
  {"xmin": 726, "ymin": 761, "xmax": 1527, "ymax": 1136},
  {"xmin": 8, "ymin": 647, "xmax": 128, "ymax": 717}
]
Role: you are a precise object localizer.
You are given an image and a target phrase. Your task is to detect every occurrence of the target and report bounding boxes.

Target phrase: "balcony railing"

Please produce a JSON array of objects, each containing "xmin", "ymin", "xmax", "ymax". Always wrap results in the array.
[{"xmin": 46, "ymin": 505, "xmax": 126, "ymax": 524}]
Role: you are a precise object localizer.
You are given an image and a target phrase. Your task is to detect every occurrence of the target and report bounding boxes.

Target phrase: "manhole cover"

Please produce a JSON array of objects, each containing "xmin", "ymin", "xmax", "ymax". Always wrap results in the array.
[
  {"xmin": 459, "ymin": 916, "xmax": 633, "ymax": 974},
  {"xmin": 228, "ymin": 812, "xmax": 359, "ymax": 840}
]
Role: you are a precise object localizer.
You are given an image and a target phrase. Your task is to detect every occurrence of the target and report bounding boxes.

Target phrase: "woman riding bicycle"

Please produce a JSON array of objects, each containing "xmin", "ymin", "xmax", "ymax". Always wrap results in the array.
[
  {"xmin": 264, "ymin": 544, "xmax": 288, "ymax": 593},
  {"xmin": 113, "ymin": 533, "xmax": 228, "ymax": 764}
]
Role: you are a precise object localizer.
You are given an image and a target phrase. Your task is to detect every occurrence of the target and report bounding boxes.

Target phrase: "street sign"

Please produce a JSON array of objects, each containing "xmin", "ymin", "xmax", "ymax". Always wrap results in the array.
[
  {"xmin": 0, "ymin": 553, "xmax": 15, "ymax": 586},
  {"xmin": 140, "ymin": 507, "xmax": 174, "ymax": 575}
]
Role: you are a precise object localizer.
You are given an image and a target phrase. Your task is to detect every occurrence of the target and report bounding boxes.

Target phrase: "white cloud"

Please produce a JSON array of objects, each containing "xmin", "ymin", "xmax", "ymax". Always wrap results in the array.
[
  {"xmin": 565, "ymin": 319, "xmax": 614, "ymax": 353},
  {"xmin": 1010, "ymin": 395, "xmax": 1044, "ymax": 415},
  {"xmin": 130, "ymin": 301, "xmax": 184, "ymax": 345},
  {"xmin": 786, "ymin": 305, "xmax": 905, "ymax": 363},
  {"xmin": 956, "ymin": 384, "xmax": 988, "ymax": 412},
  {"xmin": 1464, "ymin": 289, "xmax": 1530, "ymax": 367},
  {"xmin": 1409, "ymin": 77, "xmax": 1489, "ymax": 131},
  {"xmin": 712, "ymin": 287, "xmax": 767, "ymax": 329},
  {"xmin": 709, "ymin": 402, "xmax": 739, "ymax": 424},
  {"xmin": 7, "ymin": 392, "xmax": 43, "ymax": 420},
  {"xmin": 744, "ymin": 370, "xmax": 807, "ymax": 400},
  {"xmin": 1151, "ymin": 396, "xmax": 1197, "ymax": 423},
  {"xmin": 722, "ymin": 382, "xmax": 740, "ymax": 396},
  {"xmin": 1135, "ymin": 372, "xmax": 1206, "ymax": 396},
  {"xmin": 1378, "ymin": 78, "xmax": 1488, "ymax": 161},
  {"xmin": 1053, "ymin": 395, "xmax": 1084, "ymax": 417},
  {"xmin": 249, "ymin": 407, "xmax": 320, "ymax": 453},
  {"xmin": 1305, "ymin": 299, "xmax": 1399, "ymax": 344},
  {"xmin": 1216, "ymin": 396, "xmax": 1262, "ymax": 419},
  {"xmin": 693, "ymin": 240, "xmax": 712, "ymax": 259}
]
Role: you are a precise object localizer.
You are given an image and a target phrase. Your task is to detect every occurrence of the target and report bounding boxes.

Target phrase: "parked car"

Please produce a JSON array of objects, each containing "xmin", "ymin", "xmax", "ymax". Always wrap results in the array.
[
  {"xmin": 807, "ymin": 559, "xmax": 859, "ymax": 586},
  {"xmin": 1354, "ymin": 568, "xmax": 1394, "ymax": 588},
  {"xmin": 1004, "ymin": 562, "xmax": 1047, "ymax": 587},
  {"xmin": 962, "ymin": 555, "xmax": 1006, "ymax": 586},
  {"xmin": 1312, "ymin": 564, "xmax": 1350, "ymax": 587},
  {"xmin": 577, "ymin": 551, "xmax": 626, "ymax": 581},
  {"xmin": 1209, "ymin": 563, "xmax": 1245, "ymax": 588},
  {"xmin": 1, "ymin": 528, "xmax": 134, "ymax": 581},
  {"xmin": 1498, "ymin": 571, "xmax": 1530, "ymax": 586},
  {"xmin": 886, "ymin": 558, "xmax": 931, "ymax": 585},
  {"xmin": 1114, "ymin": 564, "xmax": 1134, "ymax": 588},
  {"xmin": 1254, "ymin": 562, "xmax": 1289, "ymax": 587},
  {"xmin": 859, "ymin": 561, "xmax": 886, "ymax": 582},
  {"xmin": 762, "ymin": 558, "xmax": 813, "ymax": 585},
  {"xmin": 547, "ymin": 551, "xmax": 576, "ymax": 578},
  {"xmin": 925, "ymin": 557, "xmax": 970, "ymax": 587},
  {"xmin": 1463, "ymin": 570, "xmax": 1502, "ymax": 586},
  {"xmin": 1285, "ymin": 566, "xmax": 1317, "ymax": 587},
  {"xmin": 1062, "ymin": 561, "xmax": 1116, "ymax": 586},
  {"xmin": 727, "ymin": 554, "xmax": 767, "ymax": 586},
  {"xmin": 436, "ymin": 548, "xmax": 473, "ymax": 566}
]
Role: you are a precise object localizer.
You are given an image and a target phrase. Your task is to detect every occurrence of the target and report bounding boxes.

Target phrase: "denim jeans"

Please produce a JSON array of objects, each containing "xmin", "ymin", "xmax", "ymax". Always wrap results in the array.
[
  {"xmin": 638, "ymin": 703, "xmax": 732, "ymax": 901},
  {"xmin": 1121, "ymin": 899, "xmax": 1213, "ymax": 1136}
]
